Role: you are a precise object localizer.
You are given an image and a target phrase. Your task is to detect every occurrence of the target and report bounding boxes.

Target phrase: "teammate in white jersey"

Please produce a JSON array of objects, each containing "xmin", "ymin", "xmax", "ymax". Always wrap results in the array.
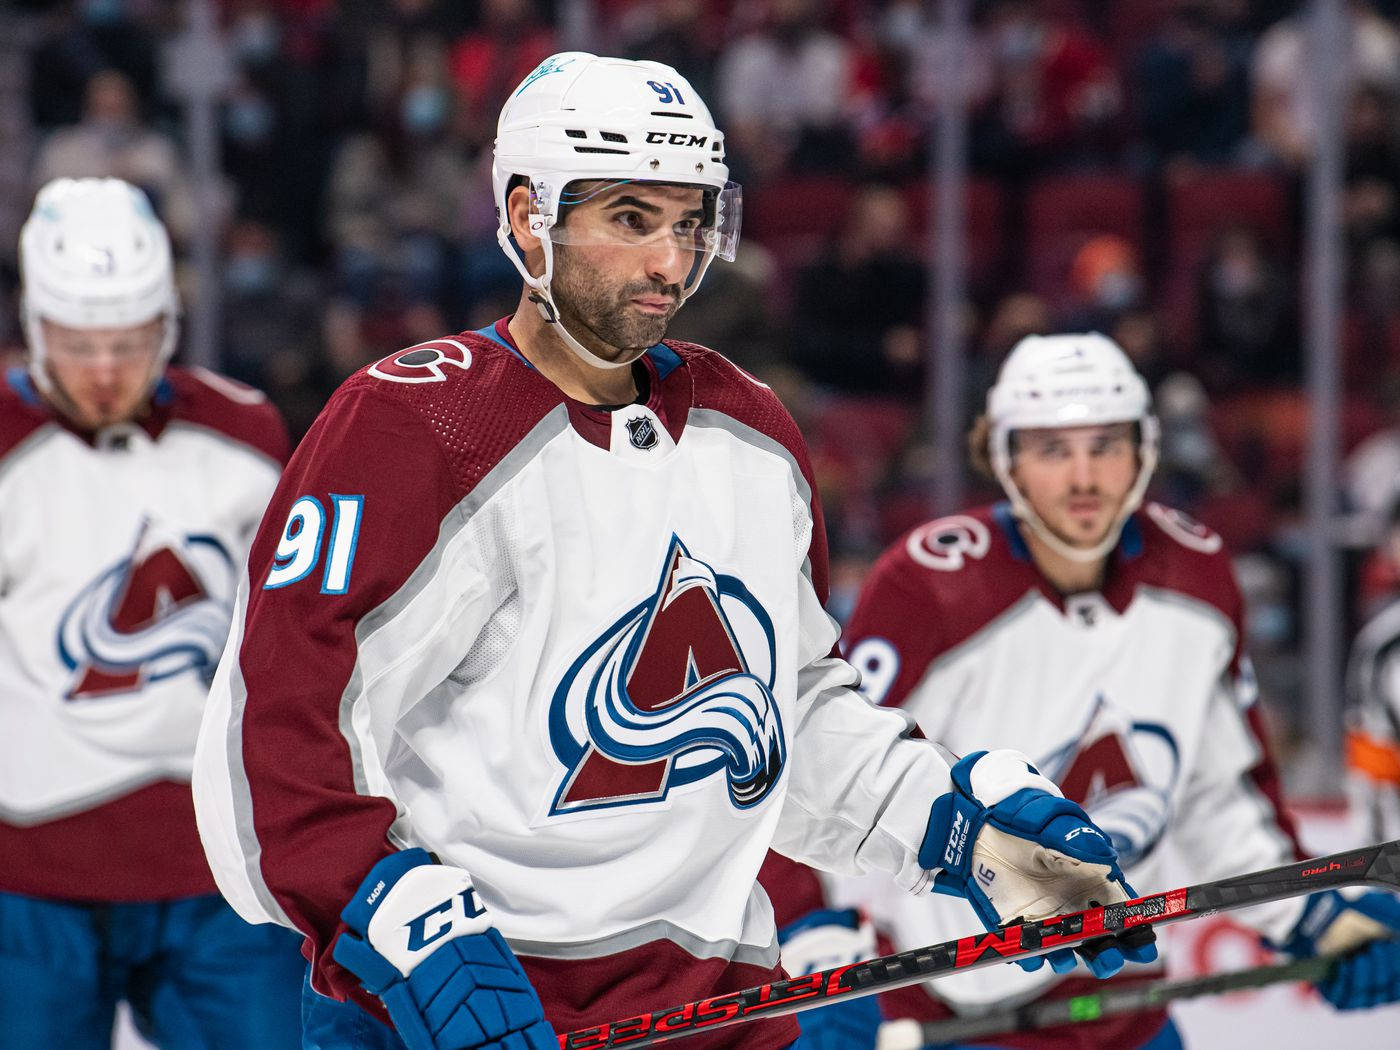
[
  {"xmin": 192, "ymin": 55, "xmax": 1155, "ymax": 1050},
  {"xmin": 833, "ymin": 333, "xmax": 1400, "ymax": 1048},
  {"xmin": 0, "ymin": 178, "xmax": 303, "ymax": 1048}
]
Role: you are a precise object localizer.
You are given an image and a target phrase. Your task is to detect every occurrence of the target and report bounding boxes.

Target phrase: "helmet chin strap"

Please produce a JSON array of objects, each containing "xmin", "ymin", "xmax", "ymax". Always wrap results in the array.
[
  {"xmin": 992, "ymin": 418, "xmax": 1161, "ymax": 567},
  {"xmin": 527, "ymin": 287, "xmax": 645, "ymax": 371},
  {"xmin": 498, "ymin": 220, "xmax": 714, "ymax": 373}
]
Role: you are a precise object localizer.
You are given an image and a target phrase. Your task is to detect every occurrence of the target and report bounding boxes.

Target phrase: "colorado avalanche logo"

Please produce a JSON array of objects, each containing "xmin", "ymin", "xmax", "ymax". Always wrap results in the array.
[
  {"xmin": 1040, "ymin": 696, "xmax": 1180, "ymax": 869},
  {"xmin": 547, "ymin": 536, "xmax": 786, "ymax": 816},
  {"xmin": 368, "ymin": 339, "xmax": 472, "ymax": 384},
  {"xmin": 57, "ymin": 520, "xmax": 236, "ymax": 700}
]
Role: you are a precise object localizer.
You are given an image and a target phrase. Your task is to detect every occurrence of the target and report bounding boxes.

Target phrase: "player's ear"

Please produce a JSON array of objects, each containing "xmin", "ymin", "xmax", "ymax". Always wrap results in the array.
[{"xmin": 507, "ymin": 185, "xmax": 542, "ymax": 255}]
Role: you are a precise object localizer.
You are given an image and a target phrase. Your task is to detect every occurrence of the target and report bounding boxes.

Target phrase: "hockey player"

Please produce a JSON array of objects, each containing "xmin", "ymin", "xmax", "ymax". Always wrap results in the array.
[
  {"xmin": 837, "ymin": 332, "xmax": 1400, "ymax": 1048},
  {"xmin": 0, "ymin": 178, "xmax": 303, "ymax": 1047},
  {"xmin": 1346, "ymin": 502, "xmax": 1400, "ymax": 843},
  {"xmin": 192, "ymin": 55, "xmax": 1155, "ymax": 1050}
]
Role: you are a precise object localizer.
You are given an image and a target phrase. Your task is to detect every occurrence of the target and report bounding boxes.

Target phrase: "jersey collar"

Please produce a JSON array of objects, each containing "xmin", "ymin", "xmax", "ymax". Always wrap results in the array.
[
  {"xmin": 992, "ymin": 500, "xmax": 1145, "ymax": 615},
  {"xmin": 477, "ymin": 317, "xmax": 690, "ymax": 450},
  {"xmin": 6, "ymin": 366, "xmax": 175, "ymax": 446}
]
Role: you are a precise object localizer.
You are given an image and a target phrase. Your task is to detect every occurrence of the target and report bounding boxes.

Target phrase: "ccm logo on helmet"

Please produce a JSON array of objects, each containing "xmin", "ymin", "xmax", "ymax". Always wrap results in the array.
[
  {"xmin": 644, "ymin": 131, "xmax": 709, "ymax": 147},
  {"xmin": 369, "ymin": 339, "xmax": 473, "ymax": 384}
]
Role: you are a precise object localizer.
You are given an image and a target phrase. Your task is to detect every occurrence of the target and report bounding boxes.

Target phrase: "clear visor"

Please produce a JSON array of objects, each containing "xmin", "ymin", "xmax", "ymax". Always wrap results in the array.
[{"xmin": 541, "ymin": 179, "xmax": 742, "ymax": 263}]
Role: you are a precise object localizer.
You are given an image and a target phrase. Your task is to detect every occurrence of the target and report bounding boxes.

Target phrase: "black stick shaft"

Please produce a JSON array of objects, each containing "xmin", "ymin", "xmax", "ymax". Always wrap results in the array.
[
  {"xmin": 557, "ymin": 840, "xmax": 1400, "ymax": 1048},
  {"xmin": 886, "ymin": 955, "xmax": 1336, "ymax": 1048}
]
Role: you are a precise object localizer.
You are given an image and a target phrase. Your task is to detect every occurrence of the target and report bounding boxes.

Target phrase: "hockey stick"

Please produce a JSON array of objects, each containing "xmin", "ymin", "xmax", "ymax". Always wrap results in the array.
[
  {"xmin": 558, "ymin": 840, "xmax": 1400, "ymax": 1048},
  {"xmin": 874, "ymin": 954, "xmax": 1339, "ymax": 1050}
]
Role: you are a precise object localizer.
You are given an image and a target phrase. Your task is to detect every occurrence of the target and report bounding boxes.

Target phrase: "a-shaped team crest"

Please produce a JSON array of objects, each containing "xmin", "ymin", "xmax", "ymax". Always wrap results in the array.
[
  {"xmin": 547, "ymin": 536, "xmax": 786, "ymax": 816},
  {"xmin": 1039, "ymin": 695, "xmax": 1180, "ymax": 868},
  {"xmin": 57, "ymin": 518, "xmax": 236, "ymax": 700}
]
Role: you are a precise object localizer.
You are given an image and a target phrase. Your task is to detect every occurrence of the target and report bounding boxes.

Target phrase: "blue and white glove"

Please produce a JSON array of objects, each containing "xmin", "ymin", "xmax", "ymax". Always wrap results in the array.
[
  {"xmin": 1280, "ymin": 889, "xmax": 1400, "ymax": 1010},
  {"xmin": 920, "ymin": 750, "xmax": 1159, "ymax": 978},
  {"xmin": 332, "ymin": 849, "xmax": 556, "ymax": 1050},
  {"xmin": 778, "ymin": 908, "xmax": 881, "ymax": 1050}
]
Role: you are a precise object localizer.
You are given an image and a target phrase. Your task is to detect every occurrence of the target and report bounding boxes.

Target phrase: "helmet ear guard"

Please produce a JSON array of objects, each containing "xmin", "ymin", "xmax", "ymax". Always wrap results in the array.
[{"xmin": 986, "ymin": 333, "xmax": 1160, "ymax": 564}]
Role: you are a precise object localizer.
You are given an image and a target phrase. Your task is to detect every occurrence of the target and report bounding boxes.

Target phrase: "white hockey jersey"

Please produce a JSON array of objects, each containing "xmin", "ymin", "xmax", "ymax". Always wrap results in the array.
[
  {"xmin": 0, "ymin": 365, "xmax": 286, "ymax": 900},
  {"xmin": 833, "ymin": 502, "xmax": 1303, "ymax": 1043},
  {"xmin": 192, "ymin": 320, "xmax": 954, "ymax": 1048},
  {"xmin": 1346, "ymin": 597, "xmax": 1400, "ymax": 842}
]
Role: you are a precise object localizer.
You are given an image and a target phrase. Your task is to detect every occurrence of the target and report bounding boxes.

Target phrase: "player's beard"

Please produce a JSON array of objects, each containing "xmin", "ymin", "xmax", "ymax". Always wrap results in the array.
[{"xmin": 551, "ymin": 246, "xmax": 682, "ymax": 359}]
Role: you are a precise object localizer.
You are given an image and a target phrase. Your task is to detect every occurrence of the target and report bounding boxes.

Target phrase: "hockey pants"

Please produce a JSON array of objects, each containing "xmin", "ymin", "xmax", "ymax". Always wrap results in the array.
[{"xmin": 0, "ymin": 889, "xmax": 305, "ymax": 1049}]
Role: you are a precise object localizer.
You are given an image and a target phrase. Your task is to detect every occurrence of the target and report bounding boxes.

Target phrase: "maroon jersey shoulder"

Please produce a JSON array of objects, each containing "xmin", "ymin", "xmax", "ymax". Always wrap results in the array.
[
  {"xmin": 869, "ymin": 504, "xmax": 1042, "ymax": 654},
  {"xmin": 0, "ymin": 370, "xmax": 54, "ymax": 461},
  {"xmin": 341, "ymin": 332, "xmax": 566, "ymax": 500},
  {"xmin": 163, "ymin": 366, "xmax": 290, "ymax": 464},
  {"xmin": 673, "ymin": 341, "xmax": 810, "ymax": 469},
  {"xmin": 1125, "ymin": 502, "xmax": 1242, "ymax": 628}
]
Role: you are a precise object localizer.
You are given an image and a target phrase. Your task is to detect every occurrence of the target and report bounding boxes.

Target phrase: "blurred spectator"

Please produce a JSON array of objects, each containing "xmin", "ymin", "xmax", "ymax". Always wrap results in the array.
[
  {"xmin": 1154, "ymin": 370, "xmax": 1236, "ymax": 510},
  {"xmin": 847, "ymin": 27, "xmax": 925, "ymax": 180},
  {"xmin": 325, "ymin": 56, "xmax": 471, "ymax": 314},
  {"xmin": 1109, "ymin": 305, "xmax": 1171, "ymax": 390},
  {"xmin": 1251, "ymin": 0, "xmax": 1400, "ymax": 168},
  {"xmin": 27, "ymin": 0, "xmax": 159, "ymax": 130},
  {"xmin": 714, "ymin": 0, "xmax": 853, "ymax": 180},
  {"xmin": 971, "ymin": 0, "xmax": 1125, "ymax": 174},
  {"xmin": 31, "ymin": 68, "xmax": 195, "ymax": 243},
  {"xmin": 1134, "ymin": 1, "xmax": 1252, "ymax": 165},
  {"xmin": 967, "ymin": 290, "xmax": 1049, "ymax": 411},
  {"xmin": 1343, "ymin": 83, "xmax": 1400, "ymax": 253},
  {"xmin": 1196, "ymin": 224, "xmax": 1296, "ymax": 391},
  {"xmin": 1346, "ymin": 238, "xmax": 1400, "ymax": 388},
  {"xmin": 665, "ymin": 242, "xmax": 788, "ymax": 377},
  {"xmin": 790, "ymin": 184, "xmax": 925, "ymax": 396},
  {"xmin": 1060, "ymin": 233, "xmax": 1144, "ymax": 331},
  {"xmin": 448, "ymin": 0, "xmax": 555, "ymax": 151},
  {"xmin": 220, "ymin": 218, "xmax": 321, "ymax": 398},
  {"xmin": 1345, "ymin": 374, "xmax": 1400, "ymax": 546},
  {"xmin": 619, "ymin": 0, "xmax": 719, "ymax": 109}
]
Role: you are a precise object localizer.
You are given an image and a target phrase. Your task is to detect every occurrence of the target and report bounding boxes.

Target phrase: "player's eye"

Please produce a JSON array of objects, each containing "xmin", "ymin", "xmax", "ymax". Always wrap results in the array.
[{"xmin": 615, "ymin": 211, "xmax": 649, "ymax": 234}]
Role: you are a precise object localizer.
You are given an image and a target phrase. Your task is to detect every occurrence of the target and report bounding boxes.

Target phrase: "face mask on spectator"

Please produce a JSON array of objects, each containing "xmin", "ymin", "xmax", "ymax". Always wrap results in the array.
[
  {"xmin": 234, "ymin": 13, "xmax": 281, "ymax": 65},
  {"xmin": 227, "ymin": 96, "xmax": 276, "ymax": 146},
  {"xmin": 225, "ymin": 253, "xmax": 279, "ymax": 297},
  {"xmin": 401, "ymin": 86, "xmax": 448, "ymax": 136},
  {"xmin": 82, "ymin": 0, "xmax": 125, "ymax": 25},
  {"xmin": 1095, "ymin": 269, "xmax": 1141, "ymax": 311},
  {"xmin": 996, "ymin": 22, "xmax": 1044, "ymax": 63}
]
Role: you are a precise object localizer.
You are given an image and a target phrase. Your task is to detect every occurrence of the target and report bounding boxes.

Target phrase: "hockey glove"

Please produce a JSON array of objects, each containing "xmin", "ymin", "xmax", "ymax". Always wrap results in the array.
[
  {"xmin": 332, "ymin": 849, "xmax": 556, "ymax": 1050},
  {"xmin": 778, "ymin": 908, "xmax": 881, "ymax": 1050},
  {"xmin": 921, "ymin": 750, "xmax": 1159, "ymax": 978},
  {"xmin": 1279, "ymin": 889, "xmax": 1400, "ymax": 1010}
]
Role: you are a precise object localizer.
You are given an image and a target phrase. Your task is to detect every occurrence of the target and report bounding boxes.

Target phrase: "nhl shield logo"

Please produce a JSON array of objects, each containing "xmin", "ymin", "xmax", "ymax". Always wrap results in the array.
[{"xmin": 625, "ymin": 415, "xmax": 659, "ymax": 450}]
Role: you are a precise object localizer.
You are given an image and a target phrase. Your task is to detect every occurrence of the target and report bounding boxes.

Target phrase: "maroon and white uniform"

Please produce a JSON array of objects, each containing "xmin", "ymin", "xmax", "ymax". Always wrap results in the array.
[
  {"xmin": 836, "ymin": 502, "xmax": 1303, "ymax": 1047},
  {"xmin": 193, "ymin": 322, "xmax": 957, "ymax": 1048},
  {"xmin": 0, "ymin": 365, "xmax": 287, "ymax": 901}
]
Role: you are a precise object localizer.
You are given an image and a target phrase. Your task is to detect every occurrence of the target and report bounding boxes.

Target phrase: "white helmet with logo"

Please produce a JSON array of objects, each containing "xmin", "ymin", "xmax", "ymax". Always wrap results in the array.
[
  {"xmin": 987, "ymin": 332, "xmax": 1160, "ymax": 563},
  {"xmin": 19, "ymin": 177, "xmax": 180, "ymax": 396},
  {"xmin": 493, "ymin": 52, "xmax": 739, "ymax": 370}
]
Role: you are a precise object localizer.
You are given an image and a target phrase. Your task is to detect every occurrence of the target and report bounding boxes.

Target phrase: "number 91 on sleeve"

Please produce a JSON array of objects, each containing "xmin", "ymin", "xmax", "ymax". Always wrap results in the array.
[{"xmin": 264, "ymin": 494, "xmax": 364, "ymax": 594}]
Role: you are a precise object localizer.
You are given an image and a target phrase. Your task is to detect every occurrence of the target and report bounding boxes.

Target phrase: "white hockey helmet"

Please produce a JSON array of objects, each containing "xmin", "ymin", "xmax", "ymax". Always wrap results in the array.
[
  {"xmin": 19, "ymin": 177, "xmax": 180, "ymax": 396},
  {"xmin": 987, "ymin": 332, "xmax": 1160, "ymax": 563},
  {"xmin": 492, "ymin": 52, "xmax": 739, "ymax": 369}
]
